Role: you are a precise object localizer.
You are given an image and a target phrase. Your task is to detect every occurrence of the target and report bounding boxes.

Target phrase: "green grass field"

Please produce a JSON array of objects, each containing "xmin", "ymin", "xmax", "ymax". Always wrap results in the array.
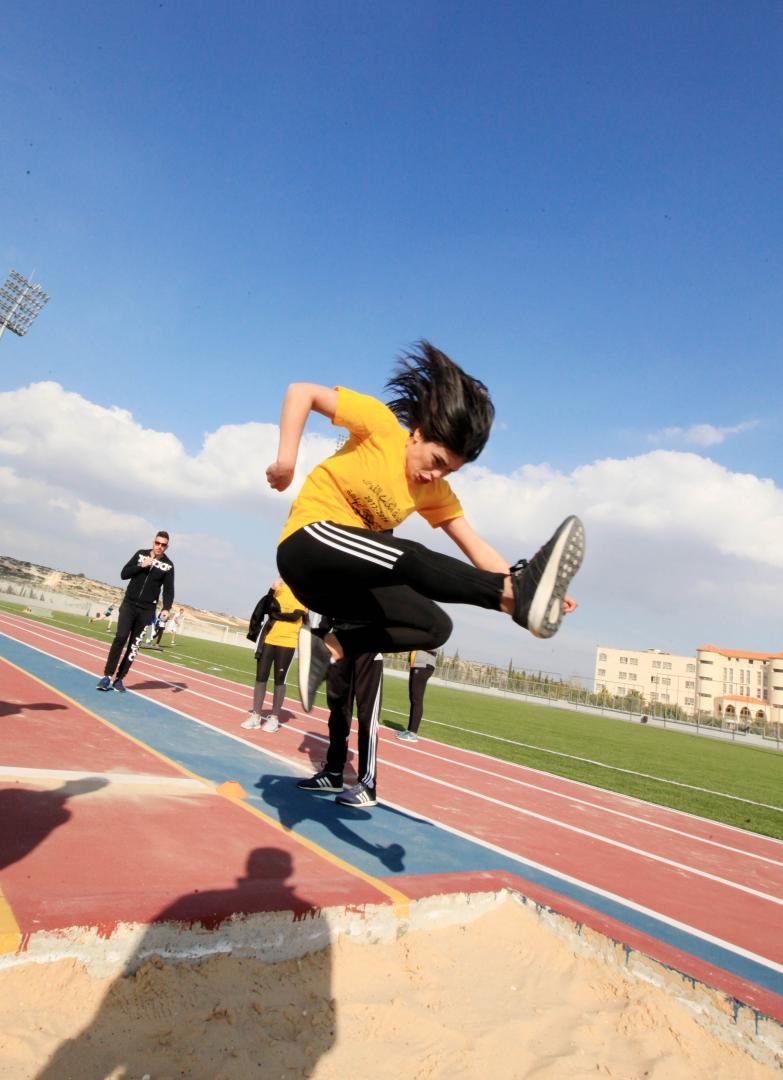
[{"xmin": 5, "ymin": 600, "xmax": 783, "ymax": 840}]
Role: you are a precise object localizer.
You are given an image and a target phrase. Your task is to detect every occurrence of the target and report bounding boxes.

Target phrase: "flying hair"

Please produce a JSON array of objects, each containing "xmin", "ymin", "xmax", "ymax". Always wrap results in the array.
[{"xmin": 385, "ymin": 341, "xmax": 495, "ymax": 462}]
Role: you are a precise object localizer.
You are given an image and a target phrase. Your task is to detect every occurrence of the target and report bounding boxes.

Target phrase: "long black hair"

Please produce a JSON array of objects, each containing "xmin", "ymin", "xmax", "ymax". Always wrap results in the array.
[{"xmin": 385, "ymin": 341, "xmax": 495, "ymax": 462}]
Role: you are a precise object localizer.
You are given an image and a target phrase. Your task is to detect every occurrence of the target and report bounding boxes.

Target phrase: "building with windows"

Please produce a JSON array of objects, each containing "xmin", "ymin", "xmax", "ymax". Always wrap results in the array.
[
  {"xmin": 595, "ymin": 643, "xmax": 783, "ymax": 724},
  {"xmin": 696, "ymin": 645, "xmax": 783, "ymax": 726},
  {"xmin": 594, "ymin": 647, "xmax": 697, "ymax": 712}
]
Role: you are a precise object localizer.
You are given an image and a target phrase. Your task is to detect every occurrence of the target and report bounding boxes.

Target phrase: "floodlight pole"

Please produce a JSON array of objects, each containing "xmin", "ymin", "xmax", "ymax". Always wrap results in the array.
[
  {"xmin": 0, "ymin": 278, "xmax": 30, "ymax": 343},
  {"xmin": 0, "ymin": 269, "xmax": 49, "ymax": 342}
]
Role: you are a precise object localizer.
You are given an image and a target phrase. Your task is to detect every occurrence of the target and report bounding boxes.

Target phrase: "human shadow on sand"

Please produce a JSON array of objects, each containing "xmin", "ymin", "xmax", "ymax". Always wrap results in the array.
[
  {"xmin": 255, "ymin": 773, "xmax": 406, "ymax": 874},
  {"xmin": 38, "ymin": 846, "xmax": 336, "ymax": 1079},
  {"xmin": 0, "ymin": 778, "xmax": 108, "ymax": 870}
]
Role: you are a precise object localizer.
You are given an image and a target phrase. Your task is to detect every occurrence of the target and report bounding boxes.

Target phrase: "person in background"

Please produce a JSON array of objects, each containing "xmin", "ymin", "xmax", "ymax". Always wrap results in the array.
[
  {"xmin": 151, "ymin": 608, "xmax": 169, "ymax": 648},
  {"xmin": 168, "ymin": 608, "xmax": 185, "ymax": 644},
  {"xmin": 242, "ymin": 579, "xmax": 307, "ymax": 733},
  {"xmin": 397, "ymin": 648, "xmax": 437, "ymax": 743},
  {"xmin": 96, "ymin": 531, "xmax": 175, "ymax": 693},
  {"xmin": 297, "ymin": 648, "xmax": 384, "ymax": 807}
]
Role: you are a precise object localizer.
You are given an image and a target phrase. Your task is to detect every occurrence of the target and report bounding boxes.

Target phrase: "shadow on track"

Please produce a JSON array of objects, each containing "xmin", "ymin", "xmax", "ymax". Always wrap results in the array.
[{"xmin": 0, "ymin": 778, "xmax": 108, "ymax": 870}]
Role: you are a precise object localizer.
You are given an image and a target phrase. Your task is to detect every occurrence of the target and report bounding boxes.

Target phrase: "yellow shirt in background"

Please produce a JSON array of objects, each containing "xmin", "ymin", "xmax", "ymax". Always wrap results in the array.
[
  {"xmin": 279, "ymin": 387, "xmax": 463, "ymax": 544},
  {"xmin": 265, "ymin": 582, "xmax": 306, "ymax": 648}
]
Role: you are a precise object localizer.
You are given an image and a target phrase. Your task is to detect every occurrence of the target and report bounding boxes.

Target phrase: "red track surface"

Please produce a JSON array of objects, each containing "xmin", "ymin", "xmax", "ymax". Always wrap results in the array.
[{"xmin": 1, "ymin": 610, "xmax": 782, "ymax": 1024}]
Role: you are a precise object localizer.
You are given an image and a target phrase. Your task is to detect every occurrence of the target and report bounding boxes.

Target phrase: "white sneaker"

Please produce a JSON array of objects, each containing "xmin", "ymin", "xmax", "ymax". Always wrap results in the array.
[
  {"xmin": 241, "ymin": 712, "xmax": 262, "ymax": 730},
  {"xmin": 261, "ymin": 715, "xmax": 279, "ymax": 733}
]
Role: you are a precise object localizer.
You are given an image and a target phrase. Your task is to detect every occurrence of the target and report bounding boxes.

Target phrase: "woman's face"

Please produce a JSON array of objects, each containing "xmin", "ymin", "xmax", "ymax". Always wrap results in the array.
[{"xmin": 404, "ymin": 429, "xmax": 465, "ymax": 485}]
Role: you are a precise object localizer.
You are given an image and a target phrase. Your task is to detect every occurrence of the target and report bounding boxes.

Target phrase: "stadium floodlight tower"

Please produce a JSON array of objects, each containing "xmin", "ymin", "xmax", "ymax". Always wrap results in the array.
[{"xmin": 0, "ymin": 269, "xmax": 50, "ymax": 342}]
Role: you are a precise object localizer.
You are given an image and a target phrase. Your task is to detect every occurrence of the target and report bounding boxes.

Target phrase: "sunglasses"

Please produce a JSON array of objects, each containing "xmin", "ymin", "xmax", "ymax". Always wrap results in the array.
[{"xmin": 153, "ymin": 540, "xmax": 168, "ymax": 549}]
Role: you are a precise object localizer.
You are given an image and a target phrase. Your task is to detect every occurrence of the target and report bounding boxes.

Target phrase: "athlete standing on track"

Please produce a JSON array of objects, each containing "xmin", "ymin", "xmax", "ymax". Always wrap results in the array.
[
  {"xmin": 96, "ymin": 532, "xmax": 175, "ymax": 693},
  {"xmin": 297, "ymin": 650, "xmax": 384, "ymax": 807},
  {"xmin": 266, "ymin": 341, "xmax": 585, "ymax": 712},
  {"xmin": 396, "ymin": 648, "xmax": 437, "ymax": 743},
  {"xmin": 242, "ymin": 579, "xmax": 307, "ymax": 733}
]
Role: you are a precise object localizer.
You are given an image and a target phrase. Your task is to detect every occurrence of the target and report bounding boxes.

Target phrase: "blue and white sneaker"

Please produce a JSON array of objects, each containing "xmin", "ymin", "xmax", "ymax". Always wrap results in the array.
[
  {"xmin": 336, "ymin": 782, "xmax": 377, "ymax": 808},
  {"xmin": 395, "ymin": 729, "xmax": 419, "ymax": 743},
  {"xmin": 96, "ymin": 675, "xmax": 112, "ymax": 691},
  {"xmin": 112, "ymin": 678, "xmax": 126, "ymax": 693},
  {"xmin": 297, "ymin": 768, "xmax": 343, "ymax": 792}
]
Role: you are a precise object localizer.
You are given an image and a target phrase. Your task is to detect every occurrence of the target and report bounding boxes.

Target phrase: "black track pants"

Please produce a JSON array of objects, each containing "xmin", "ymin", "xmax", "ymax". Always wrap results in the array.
[
  {"xmin": 324, "ymin": 652, "xmax": 383, "ymax": 789},
  {"xmin": 104, "ymin": 602, "xmax": 154, "ymax": 679},
  {"xmin": 407, "ymin": 665, "xmax": 434, "ymax": 734},
  {"xmin": 277, "ymin": 522, "xmax": 505, "ymax": 656},
  {"xmin": 253, "ymin": 644, "xmax": 295, "ymax": 715}
]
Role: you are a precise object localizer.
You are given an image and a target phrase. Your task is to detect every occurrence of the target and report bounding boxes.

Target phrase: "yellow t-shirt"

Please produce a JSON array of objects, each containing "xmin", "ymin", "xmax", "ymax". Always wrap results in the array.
[
  {"xmin": 264, "ymin": 582, "xmax": 307, "ymax": 648},
  {"xmin": 279, "ymin": 387, "xmax": 463, "ymax": 544}
]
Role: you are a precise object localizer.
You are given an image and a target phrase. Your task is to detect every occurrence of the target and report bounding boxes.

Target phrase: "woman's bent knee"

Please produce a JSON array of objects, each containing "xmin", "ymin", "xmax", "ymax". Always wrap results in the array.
[{"xmin": 430, "ymin": 607, "xmax": 452, "ymax": 648}]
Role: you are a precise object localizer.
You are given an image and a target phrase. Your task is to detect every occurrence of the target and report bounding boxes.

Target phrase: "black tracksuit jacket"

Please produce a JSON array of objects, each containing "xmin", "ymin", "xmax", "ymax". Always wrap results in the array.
[{"xmin": 120, "ymin": 549, "xmax": 175, "ymax": 610}]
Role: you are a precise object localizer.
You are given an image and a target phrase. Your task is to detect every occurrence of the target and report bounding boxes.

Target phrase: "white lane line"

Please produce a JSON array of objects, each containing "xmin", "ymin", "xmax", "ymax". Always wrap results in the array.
[
  {"xmin": 3, "ymin": 616, "xmax": 782, "ymax": 878},
  {"xmin": 383, "ymin": 759, "xmax": 783, "ymax": 907},
  {"xmin": 0, "ymin": 623, "xmax": 254, "ymax": 719},
  {"xmin": 4, "ymin": 624, "xmax": 783, "ymax": 958},
  {"xmin": 397, "ymin": 715, "xmax": 783, "ymax": 813},
  {"xmin": 370, "ymin": 739, "xmax": 783, "ymax": 870},
  {"xmin": 376, "ymin": 792, "xmax": 783, "ymax": 980},
  {"xmin": 0, "ymin": 765, "xmax": 207, "ymax": 792},
  {"xmin": 3, "ymin": 616, "xmax": 781, "ymax": 872},
  {"xmin": 8, "ymin": 610, "xmax": 782, "ymax": 817},
  {"xmin": 6, "ymin": 617, "xmax": 782, "ymax": 974}
]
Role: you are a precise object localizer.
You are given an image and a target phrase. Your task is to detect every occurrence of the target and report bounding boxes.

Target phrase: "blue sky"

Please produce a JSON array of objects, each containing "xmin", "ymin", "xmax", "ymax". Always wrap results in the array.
[{"xmin": 1, "ymin": 2, "xmax": 782, "ymax": 681}]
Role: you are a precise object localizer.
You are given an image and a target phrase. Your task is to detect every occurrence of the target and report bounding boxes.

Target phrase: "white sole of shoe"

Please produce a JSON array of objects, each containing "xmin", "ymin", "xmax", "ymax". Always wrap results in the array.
[
  {"xmin": 298, "ymin": 627, "xmax": 314, "ymax": 711},
  {"xmin": 527, "ymin": 517, "xmax": 585, "ymax": 638}
]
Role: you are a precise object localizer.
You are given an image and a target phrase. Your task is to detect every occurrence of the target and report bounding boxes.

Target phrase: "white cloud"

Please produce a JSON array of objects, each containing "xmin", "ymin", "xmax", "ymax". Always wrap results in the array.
[
  {"xmin": 2, "ymin": 382, "xmax": 782, "ymax": 677},
  {"xmin": 646, "ymin": 420, "xmax": 759, "ymax": 447},
  {"xmin": 0, "ymin": 382, "xmax": 336, "ymax": 511},
  {"xmin": 452, "ymin": 449, "xmax": 783, "ymax": 569}
]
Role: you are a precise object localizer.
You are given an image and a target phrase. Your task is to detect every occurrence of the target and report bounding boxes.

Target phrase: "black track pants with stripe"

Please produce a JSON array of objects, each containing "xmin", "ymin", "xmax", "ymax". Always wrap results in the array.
[
  {"xmin": 104, "ymin": 602, "xmax": 154, "ymax": 679},
  {"xmin": 324, "ymin": 652, "xmax": 383, "ymax": 789},
  {"xmin": 277, "ymin": 521, "xmax": 505, "ymax": 656}
]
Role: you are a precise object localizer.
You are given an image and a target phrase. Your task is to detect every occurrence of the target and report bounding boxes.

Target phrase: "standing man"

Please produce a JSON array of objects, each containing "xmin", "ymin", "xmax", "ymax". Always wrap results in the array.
[
  {"xmin": 97, "ymin": 531, "xmax": 175, "ymax": 693},
  {"xmin": 297, "ymin": 650, "xmax": 384, "ymax": 807}
]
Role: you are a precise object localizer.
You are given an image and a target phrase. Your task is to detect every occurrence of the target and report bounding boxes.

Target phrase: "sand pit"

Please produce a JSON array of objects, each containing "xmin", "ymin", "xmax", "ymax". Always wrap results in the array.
[{"xmin": 0, "ymin": 899, "xmax": 779, "ymax": 1079}]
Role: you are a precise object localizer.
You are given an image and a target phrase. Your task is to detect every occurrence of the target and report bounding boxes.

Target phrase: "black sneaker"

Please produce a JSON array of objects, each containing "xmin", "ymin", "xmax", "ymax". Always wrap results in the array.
[
  {"xmin": 511, "ymin": 516, "xmax": 585, "ymax": 638},
  {"xmin": 297, "ymin": 768, "xmax": 344, "ymax": 792},
  {"xmin": 336, "ymin": 782, "xmax": 377, "ymax": 808},
  {"xmin": 297, "ymin": 626, "xmax": 332, "ymax": 712}
]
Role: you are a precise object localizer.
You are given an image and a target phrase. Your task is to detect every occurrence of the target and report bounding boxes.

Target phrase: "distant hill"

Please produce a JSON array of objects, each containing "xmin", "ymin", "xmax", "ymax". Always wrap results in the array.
[{"xmin": 0, "ymin": 554, "xmax": 248, "ymax": 631}]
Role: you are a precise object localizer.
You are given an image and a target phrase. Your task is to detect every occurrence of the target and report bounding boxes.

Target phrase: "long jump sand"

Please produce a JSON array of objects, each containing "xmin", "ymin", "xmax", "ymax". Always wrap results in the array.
[{"xmin": 1, "ymin": 900, "xmax": 779, "ymax": 1079}]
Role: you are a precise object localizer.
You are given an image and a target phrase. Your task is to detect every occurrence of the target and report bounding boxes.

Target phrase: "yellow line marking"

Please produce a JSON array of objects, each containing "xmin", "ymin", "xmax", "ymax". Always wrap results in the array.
[
  {"xmin": 0, "ymin": 655, "xmax": 410, "ymax": 916},
  {"xmin": 0, "ymin": 885, "xmax": 22, "ymax": 955}
]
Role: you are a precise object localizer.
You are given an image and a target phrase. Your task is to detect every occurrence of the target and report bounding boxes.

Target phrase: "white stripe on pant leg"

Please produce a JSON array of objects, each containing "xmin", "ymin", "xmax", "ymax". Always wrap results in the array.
[
  {"xmin": 315, "ymin": 520, "xmax": 407, "ymax": 557},
  {"xmin": 304, "ymin": 525, "xmax": 399, "ymax": 569},
  {"xmin": 280, "ymin": 650, "xmax": 295, "ymax": 683},
  {"xmin": 361, "ymin": 659, "xmax": 383, "ymax": 789},
  {"xmin": 308, "ymin": 521, "xmax": 402, "ymax": 564}
]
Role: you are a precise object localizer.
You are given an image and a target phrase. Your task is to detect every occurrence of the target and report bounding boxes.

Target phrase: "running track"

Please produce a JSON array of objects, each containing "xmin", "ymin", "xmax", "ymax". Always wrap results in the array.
[{"xmin": 1, "ymin": 610, "xmax": 782, "ymax": 1025}]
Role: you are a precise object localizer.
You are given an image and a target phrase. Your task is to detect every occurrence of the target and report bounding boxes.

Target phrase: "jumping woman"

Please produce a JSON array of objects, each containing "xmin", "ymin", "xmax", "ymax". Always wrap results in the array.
[{"xmin": 266, "ymin": 341, "xmax": 585, "ymax": 712}]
